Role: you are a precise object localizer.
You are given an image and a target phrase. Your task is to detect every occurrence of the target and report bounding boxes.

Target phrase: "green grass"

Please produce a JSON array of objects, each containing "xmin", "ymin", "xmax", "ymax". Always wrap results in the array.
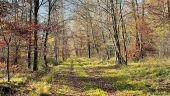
[
  {"xmin": 1, "ymin": 57, "xmax": 170, "ymax": 96},
  {"xmin": 73, "ymin": 61, "xmax": 88, "ymax": 77}
]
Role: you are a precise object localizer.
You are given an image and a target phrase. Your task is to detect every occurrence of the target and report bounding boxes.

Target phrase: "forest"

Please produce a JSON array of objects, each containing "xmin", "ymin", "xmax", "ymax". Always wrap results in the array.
[{"xmin": 0, "ymin": 0, "xmax": 170, "ymax": 95}]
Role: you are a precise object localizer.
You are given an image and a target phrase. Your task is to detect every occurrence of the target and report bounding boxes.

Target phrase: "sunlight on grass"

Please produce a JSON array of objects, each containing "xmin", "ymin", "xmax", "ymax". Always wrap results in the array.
[
  {"xmin": 0, "ymin": 74, "xmax": 27, "ymax": 86},
  {"xmin": 116, "ymin": 90, "xmax": 144, "ymax": 96},
  {"xmin": 82, "ymin": 82, "xmax": 98, "ymax": 90},
  {"xmin": 80, "ymin": 57, "xmax": 170, "ymax": 95},
  {"xmin": 74, "ymin": 63, "xmax": 88, "ymax": 77},
  {"xmin": 1, "ymin": 57, "xmax": 170, "ymax": 95},
  {"xmin": 56, "ymin": 85, "xmax": 72, "ymax": 94},
  {"xmin": 84, "ymin": 89, "xmax": 108, "ymax": 96},
  {"xmin": 28, "ymin": 81, "xmax": 52, "ymax": 95},
  {"xmin": 41, "ymin": 66, "xmax": 60, "ymax": 82}
]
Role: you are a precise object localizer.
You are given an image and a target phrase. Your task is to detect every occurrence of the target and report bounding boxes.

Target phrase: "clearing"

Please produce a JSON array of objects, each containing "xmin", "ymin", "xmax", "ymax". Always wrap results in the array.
[{"xmin": 0, "ymin": 58, "xmax": 170, "ymax": 96}]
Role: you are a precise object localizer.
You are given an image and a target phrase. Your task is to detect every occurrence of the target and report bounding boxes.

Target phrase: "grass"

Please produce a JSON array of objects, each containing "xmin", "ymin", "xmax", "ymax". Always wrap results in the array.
[{"xmin": 0, "ymin": 57, "xmax": 170, "ymax": 95}]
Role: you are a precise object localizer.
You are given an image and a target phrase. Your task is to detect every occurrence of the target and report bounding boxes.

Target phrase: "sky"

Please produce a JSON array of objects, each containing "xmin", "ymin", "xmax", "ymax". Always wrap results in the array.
[{"xmin": 39, "ymin": 0, "xmax": 75, "ymax": 23}]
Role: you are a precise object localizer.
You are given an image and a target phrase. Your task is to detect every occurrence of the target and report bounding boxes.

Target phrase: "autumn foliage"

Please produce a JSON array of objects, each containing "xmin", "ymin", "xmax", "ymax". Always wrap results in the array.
[{"xmin": 128, "ymin": 42, "xmax": 156, "ymax": 60}]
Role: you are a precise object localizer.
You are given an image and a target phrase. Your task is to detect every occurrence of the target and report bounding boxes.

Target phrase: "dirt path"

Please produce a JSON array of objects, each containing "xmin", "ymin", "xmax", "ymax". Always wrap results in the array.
[
  {"xmin": 2, "ymin": 59, "xmax": 116, "ymax": 95},
  {"xmin": 51, "ymin": 61, "xmax": 86, "ymax": 95},
  {"xmin": 79, "ymin": 62, "xmax": 117, "ymax": 95}
]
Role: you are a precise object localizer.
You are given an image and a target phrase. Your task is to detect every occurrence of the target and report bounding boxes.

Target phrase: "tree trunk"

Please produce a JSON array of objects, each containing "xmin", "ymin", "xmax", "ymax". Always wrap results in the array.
[
  {"xmin": 168, "ymin": 0, "xmax": 170, "ymax": 19},
  {"xmin": 131, "ymin": 0, "xmax": 143, "ymax": 59},
  {"xmin": 140, "ymin": 0, "xmax": 145, "ymax": 58},
  {"xmin": 131, "ymin": 0, "xmax": 140, "ymax": 49},
  {"xmin": 54, "ymin": 31, "xmax": 58, "ymax": 64},
  {"xmin": 62, "ymin": 22, "xmax": 65, "ymax": 61},
  {"xmin": 7, "ymin": 44, "xmax": 10, "ymax": 82},
  {"xmin": 44, "ymin": 31, "xmax": 48, "ymax": 67},
  {"xmin": 89, "ymin": 17, "xmax": 100, "ymax": 57},
  {"xmin": 33, "ymin": 0, "xmax": 39, "ymax": 71},
  {"xmin": 3, "ymin": 34, "xmax": 11, "ymax": 82},
  {"xmin": 28, "ymin": 0, "xmax": 32, "ymax": 69},
  {"xmin": 110, "ymin": 0, "xmax": 126, "ymax": 65},
  {"xmin": 88, "ymin": 40, "xmax": 91, "ymax": 58},
  {"xmin": 86, "ymin": 24, "xmax": 91, "ymax": 58},
  {"xmin": 14, "ymin": 45, "xmax": 19, "ymax": 64},
  {"xmin": 168, "ymin": 0, "xmax": 170, "ymax": 27},
  {"xmin": 120, "ymin": 0, "xmax": 128, "ymax": 65},
  {"xmin": 28, "ymin": 32, "xmax": 32, "ymax": 69},
  {"xmin": 44, "ymin": 0, "xmax": 53, "ymax": 67}
]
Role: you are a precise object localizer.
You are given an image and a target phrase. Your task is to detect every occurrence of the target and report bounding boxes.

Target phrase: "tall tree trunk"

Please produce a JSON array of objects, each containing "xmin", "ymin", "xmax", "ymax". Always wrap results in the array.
[
  {"xmin": 120, "ymin": 0, "xmax": 128, "ymax": 65},
  {"xmin": 3, "ymin": 33, "xmax": 11, "ymax": 82},
  {"xmin": 89, "ymin": 17, "xmax": 100, "ymax": 57},
  {"xmin": 86, "ymin": 24, "xmax": 91, "ymax": 58},
  {"xmin": 54, "ymin": 31, "xmax": 58, "ymax": 64},
  {"xmin": 44, "ymin": 31, "xmax": 48, "ymax": 67},
  {"xmin": 44, "ymin": 5, "xmax": 51, "ymax": 67},
  {"xmin": 62, "ymin": 22, "xmax": 65, "ymax": 61},
  {"xmin": 131, "ymin": 0, "xmax": 140, "ymax": 49},
  {"xmin": 132, "ymin": 0, "xmax": 143, "ymax": 59},
  {"xmin": 79, "ymin": 30, "xmax": 83, "ymax": 57},
  {"xmin": 7, "ymin": 44, "xmax": 10, "ymax": 82},
  {"xmin": 28, "ymin": 32, "xmax": 32, "ymax": 68},
  {"xmin": 140, "ymin": 0, "xmax": 145, "ymax": 58},
  {"xmin": 168, "ymin": 0, "xmax": 170, "ymax": 19},
  {"xmin": 110, "ymin": 0, "xmax": 126, "ymax": 65},
  {"xmin": 28, "ymin": 0, "xmax": 32, "ymax": 69},
  {"xmin": 33, "ymin": 0, "xmax": 39, "ymax": 71},
  {"xmin": 13, "ymin": 0, "xmax": 19, "ymax": 65},
  {"xmin": 168, "ymin": 0, "xmax": 170, "ymax": 26}
]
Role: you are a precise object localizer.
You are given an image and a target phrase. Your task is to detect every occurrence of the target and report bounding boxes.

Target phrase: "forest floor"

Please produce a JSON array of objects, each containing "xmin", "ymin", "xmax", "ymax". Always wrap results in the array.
[{"xmin": 0, "ymin": 58, "xmax": 170, "ymax": 96}]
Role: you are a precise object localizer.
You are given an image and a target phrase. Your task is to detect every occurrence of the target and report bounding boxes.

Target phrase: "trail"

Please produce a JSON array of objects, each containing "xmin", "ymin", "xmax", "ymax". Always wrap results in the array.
[
  {"xmin": 51, "ymin": 61, "xmax": 86, "ymax": 95},
  {"xmin": 3, "ymin": 59, "xmax": 116, "ymax": 95},
  {"xmin": 79, "ymin": 61, "xmax": 116, "ymax": 95}
]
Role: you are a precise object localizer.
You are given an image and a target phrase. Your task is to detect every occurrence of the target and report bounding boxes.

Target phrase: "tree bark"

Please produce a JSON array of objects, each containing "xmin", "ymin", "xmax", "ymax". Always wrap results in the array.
[
  {"xmin": 54, "ymin": 31, "xmax": 58, "ymax": 64},
  {"xmin": 7, "ymin": 44, "xmax": 10, "ymax": 82},
  {"xmin": 43, "ymin": 8, "xmax": 51, "ymax": 67},
  {"xmin": 120, "ymin": 0, "xmax": 128, "ymax": 65},
  {"xmin": 33, "ymin": 0, "xmax": 39, "ymax": 71},
  {"xmin": 168, "ymin": 0, "xmax": 170, "ymax": 19},
  {"xmin": 28, "ymin": 0, "xmax": 32, "ymax": 69},
  {"xmin": 86, "ymin": 24, "xmax": 91, "ymax": 58},
  {"xmin": 14, "ymin": 44, "xmax": 19, "ymax": 64},
  {"xmin": 110, "ymin": 0, "xmax": 126, "ymax": 65}
]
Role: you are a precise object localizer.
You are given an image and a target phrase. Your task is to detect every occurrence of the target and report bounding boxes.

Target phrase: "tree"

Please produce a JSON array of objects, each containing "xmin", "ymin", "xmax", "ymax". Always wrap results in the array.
[
  {"xmin": 33, "ymin": 0, "xmax": 39, "ymax": 71},
  {"xmin": 28, "ymin": 0, "xmax": 33, "ymax": 69},
  {"xmin": 110, "ymin": 0, "xmax": 126, "ymax": 65},
  {"xmin": 44, "ymin": 0, "xmax": 58, "ymax": 67}
]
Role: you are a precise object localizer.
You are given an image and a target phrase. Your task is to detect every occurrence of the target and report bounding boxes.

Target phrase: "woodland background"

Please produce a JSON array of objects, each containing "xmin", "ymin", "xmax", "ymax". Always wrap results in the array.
[{"xmin": 0, "ymin": 0, "xmax": 170, "ymax": 95}]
